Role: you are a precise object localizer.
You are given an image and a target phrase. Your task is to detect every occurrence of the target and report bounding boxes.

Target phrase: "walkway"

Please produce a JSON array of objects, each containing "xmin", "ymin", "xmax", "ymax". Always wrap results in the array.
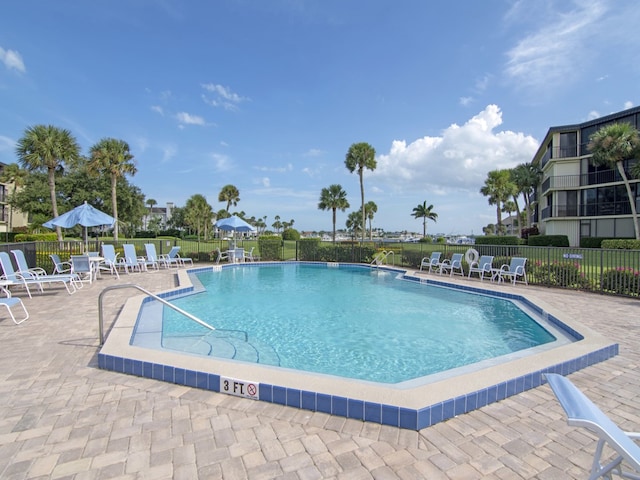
[{"xmin": 0, "ymin": 265, "xmax": 639, "ymax": 479}]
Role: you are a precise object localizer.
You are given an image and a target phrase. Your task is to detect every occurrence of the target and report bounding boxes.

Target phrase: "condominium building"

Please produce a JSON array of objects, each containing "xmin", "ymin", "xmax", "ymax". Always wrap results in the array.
[
  {"xmin": 0, "ymin": 162, "xmax": 28, "ymax": 236},
  {"xmin": 531, "ymin": 106, "xmax": 640, "ymax": 246}
]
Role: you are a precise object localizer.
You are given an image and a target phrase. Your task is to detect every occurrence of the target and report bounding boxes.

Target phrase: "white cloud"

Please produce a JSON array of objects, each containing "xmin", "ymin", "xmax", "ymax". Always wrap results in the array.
[
  {"xmin": 151, "ymin": 105, "xmax": 163, "ymax": 115},
  {"xmin": 201, "ymin": 83, "xmax": 249, "ymax": 111},
  {"xmin": 212, "ymin": 153, "xmax": 231, "ymax": 171},
  {"xmin": 175, "ymin": 111, "xmax": 205, "ymax": 126},
  {"xmin": 161, "ymin": 144, "xmax": 177, "ymax": 163},
  {"xmin": 0, "ymin": 47, "xmax": 26, "ymax": 73},
  {"xmin": 587, "ymin": 110, "xmax": 601, "ymax": 120},
  {"xmin": 624, "ymin": 100, "xmax": 634, "ymax": 110},
  {"xmin": 504, "ymin": 0, "xmax": 607, "ymax": 91},
  {"xmin": 372, "ymin": 105, "xmax": 539, "ymax": 195},
  {"xmin": 304, "ymin": 148, "xmax": 324, "ymax": 157},
  {"xmin": 261, "ymin": 177, "xmax": 270, "ymax": 188},
  {"xmin": 459, "ymin": 96, "xmax": 473, "ymax": 106}
]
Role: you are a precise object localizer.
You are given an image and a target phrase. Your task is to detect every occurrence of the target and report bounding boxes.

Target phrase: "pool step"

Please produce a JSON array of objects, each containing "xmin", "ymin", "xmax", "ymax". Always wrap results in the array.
[{"xmin": 163, "ymin": 333, "xmax": 281, "ymax": 366}]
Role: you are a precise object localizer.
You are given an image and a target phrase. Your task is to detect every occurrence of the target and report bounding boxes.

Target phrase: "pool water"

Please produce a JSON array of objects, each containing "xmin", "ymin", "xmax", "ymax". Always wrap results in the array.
[{"xmin": 159, "ymin": 264, "xmax": 555, "ymax": 384}]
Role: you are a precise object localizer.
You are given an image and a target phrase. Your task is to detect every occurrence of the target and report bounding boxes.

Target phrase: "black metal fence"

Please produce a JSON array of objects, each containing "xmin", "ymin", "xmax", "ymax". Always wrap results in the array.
[{"xmin": 2, "ymin": 240, "xmax": 639, "ymax": 298}]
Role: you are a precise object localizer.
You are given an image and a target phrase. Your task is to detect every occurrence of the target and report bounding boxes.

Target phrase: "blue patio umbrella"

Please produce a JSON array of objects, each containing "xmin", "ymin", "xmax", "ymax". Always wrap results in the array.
[
  {"xmin": 215, "ymin": 215, "xmax": 255, "ymax": 247},
  {"xmin": 44, "ymin": 201, "xmax": 115, "ymax": 250},
  {"xmin": 215, "ymin": 215, "xmax": 255, "ymax": 232}
]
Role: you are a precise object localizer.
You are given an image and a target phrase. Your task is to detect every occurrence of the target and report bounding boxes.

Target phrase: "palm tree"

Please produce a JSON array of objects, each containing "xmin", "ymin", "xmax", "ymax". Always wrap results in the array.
[
  {"xmin": 411, "ymin": 201, "xmax": 438, "ymax": 238},
  {"xmin": 15, "ymin": 125, "xmax": 81, "ymax": 241},
  {"xmin": 589, "ymin": 122, "xmax": 640, "ymax": 240},
  {"xmin": 364, "ymin": 201, "xmax": 377, "ymax": 241},
  {"xmin": 87, "ymin": 138, "xmax": 137, "ymax": 242},
  {"xmin": 510, "ymin": 162, "xmax": 542, "ymax": 230},
  {"xmin": 184, "ymin": 194, "xmax": 213, "ymax": 240},
  {"xmin": 345, "ymin": 142, "xmax": 376, "ymax": 243},
  {"xmin": 346, "ymin": 211, "xmax": 364, "ymax": 239},
  {"xmin": 145, "ymin": 198, "xmax": 157, "ymax": 229},
  {"xmin": 318, "ymin": 184, "xmax": 350, "ymax": 243},
  {"xmin": 480, "ymin": 169, "xmax": 516, "ymax": 234},
  {"xmin": 218, "ymin": 184, "xmax": 240, "ymax": 212}
]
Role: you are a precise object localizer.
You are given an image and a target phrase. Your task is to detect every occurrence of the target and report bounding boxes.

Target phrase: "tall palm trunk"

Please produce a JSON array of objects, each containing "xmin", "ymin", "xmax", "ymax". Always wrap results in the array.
[
  {"xmin": 359, "ymin": 169, "xmax": 365, "ymax": 243},
  {"xmin": 111, "ymin": 175, "xmax": 119, "ymax": 242},
  {"xmin": 617, "ymin": 163, "xmax": 640, "ymax": 239},
  {"xmin": 332, "ymin": 208, "xmax": 337, "ymax": 243},
  {"xmin": 48, "ymin": 168, "xmax": 62, "ymax": 241}
]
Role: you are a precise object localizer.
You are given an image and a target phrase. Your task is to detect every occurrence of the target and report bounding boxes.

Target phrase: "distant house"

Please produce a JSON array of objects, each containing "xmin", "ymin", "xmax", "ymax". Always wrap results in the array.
[
  {"xmin": 0, "ymin": 162, "xmax": 29, "ymax": 235},
  {"xmin": 531, "ymin": 106, "xmax": 640, "ymax": 246},
  {"xmin": 502, "ymin": 215, "xmax": 519, "ymax": 236},
  {"xmin": 142, "ymin": 202, "xmax": 174, "ymax": 230}
]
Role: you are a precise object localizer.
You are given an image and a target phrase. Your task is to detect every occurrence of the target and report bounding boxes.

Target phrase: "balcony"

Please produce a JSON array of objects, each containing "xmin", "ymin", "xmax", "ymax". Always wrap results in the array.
[
  {"xmin": 540, "ymin": 169, "xmax": 629, "ymax": 193},
  {"xmin": 541, "ymin": 201, "xmax": 633, "ymax": 219}
]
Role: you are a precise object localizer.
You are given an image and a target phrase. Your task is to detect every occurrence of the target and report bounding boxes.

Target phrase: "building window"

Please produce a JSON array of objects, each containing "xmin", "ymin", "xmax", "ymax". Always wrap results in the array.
[{"xmin": 558, "ymin": 132, "xmax": 577, "ymax": 158}]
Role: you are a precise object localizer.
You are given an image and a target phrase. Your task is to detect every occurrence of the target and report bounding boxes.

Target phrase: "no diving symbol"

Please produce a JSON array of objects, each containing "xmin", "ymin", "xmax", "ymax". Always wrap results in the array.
[{"xmin": 247, "ymin": 383, "xmax": 257, "ymax": 396}]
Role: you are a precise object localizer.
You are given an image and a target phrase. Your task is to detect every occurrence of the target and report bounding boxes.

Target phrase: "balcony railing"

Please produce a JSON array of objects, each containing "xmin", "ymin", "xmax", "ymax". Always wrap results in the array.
[
  {"xmin": 540, "ymin": 169, "xmax": 632, "ymax": 193},
  {"xmin": 541, "ymin": 201, "xmax": 633, "ymax": 219}
]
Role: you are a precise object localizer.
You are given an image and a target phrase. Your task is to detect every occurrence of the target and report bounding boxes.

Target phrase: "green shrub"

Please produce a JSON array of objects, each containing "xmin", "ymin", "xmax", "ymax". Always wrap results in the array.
[
  {"xmin": 298, "ymin": 238, "xmax": 320, "ymax": 260},
  {"xmin": 282, "ymin": 228, "xmax": 300, "ymax": 241},
  {"xmin": 529, "ymin": 260, "xmax": 591, "ymax": 289},
  {"xmin": 14, "ymin": 233, "xmax": 57, "ymax": 242},
  {"xmin": 601, "ymin": 267, "xmax": 640, "ymax": 295},
  {"xmin": 419, "ymin": 237, "xmax": 432, "ymax": 243},
  {"xmin": 528, "ymin": 235, "xmax": 570, "ymax": 247},
  {"xmin": 601, "ymin": 239, "xmax": 640, "ymax": 250},
  {"xmin": 258, "ymin": 236, "xmax": 282, "ymax": 261},
  {"xmin": 579, "ymin": 237, "xmax": 608, "ymax": 248},
  {"xmin": 475, "ymin": 235, "xmax": 519, "ymax": 245}
]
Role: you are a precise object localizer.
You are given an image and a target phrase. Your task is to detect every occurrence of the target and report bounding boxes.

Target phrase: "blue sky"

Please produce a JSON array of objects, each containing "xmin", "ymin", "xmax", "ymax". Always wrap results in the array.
[{"xmin": 1, "ymin": 0, "xmax": 639, "ymax": 236}]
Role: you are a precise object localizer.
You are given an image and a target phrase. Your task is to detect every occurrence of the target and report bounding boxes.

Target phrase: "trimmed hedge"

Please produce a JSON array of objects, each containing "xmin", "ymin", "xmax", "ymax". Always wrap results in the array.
[
  {"xmin": 14, "ymin": 233, "xmax": 58, "ymax": 242},
  {"xmin": 474, "ymin": 235, "xmax": 520, "ymax": 245},
  {"xmin": 258, "ymin": 236, "xmax": 283, "ymax": 261},
  {"xmin": 601, "ymin": 239, "xmax": 640, "ymax": 250},
  {"xmin": 298, "ymin": 238, "xmax": 321, "ymax": 260},
  {"xmin": 601, "ymin": 267, "xmax": 640, "ymax": 295},
  {"xmin": 528, "ymin": 235, "xmax": 569, "ymax": 247}
]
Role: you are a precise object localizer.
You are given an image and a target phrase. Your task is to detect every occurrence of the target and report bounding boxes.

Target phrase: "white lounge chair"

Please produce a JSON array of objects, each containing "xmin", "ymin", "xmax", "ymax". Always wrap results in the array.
[
  {"xmin": 439, "ymin": 253, "xmax": 464, "ymax": 277},
  {"xmin": 468, "ymin": 255, "xmax": 494, "ymax": 281},
  {"xmin": 161, "ymin": 246, "xmax": 193, "ymax": 267},
  {"xmin": 100, "ymin": 245, "xmax": 121, "ymax": 279},
  {"xmin": 8, "ymin": 250, "xmax": 77, "ymax": 294},
  {"xmin": 496, "ymin": 257, "xmax": 528, "ymax": 285},
  {"xmin": 545, "ymin": 373, "xmax": 640, "ymax": 480},
  {"xmin": 419, "ymin": 252, "xmax": 442, "ymax": 273},
  {"xmin": 0, "ymin": 296, "xmax": 29, "ymax": 324},
  {"xmin": 121, "ymin": 244, "xmax": 143, "ymax": 273}
]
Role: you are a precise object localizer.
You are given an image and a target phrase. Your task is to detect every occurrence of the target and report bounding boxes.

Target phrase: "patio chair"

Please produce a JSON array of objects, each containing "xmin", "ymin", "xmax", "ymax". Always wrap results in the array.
[
  {"xmin": 69, "ymin": 255, "xmax": 94, "ymax": 285},
  {"xmin": 244, "ymin": 247, "xmax": 260, "ymax": 262},
  {"xmin": 439, "ymin": 253, "xmax": 464, "ymax": 277},
  {"xmin": 214, "ymin": 248, "xmax": 229, "ymax": 264},
  {"xmin": 496, "ymin": 257, "xmax": 528, "ymax": 285},
  {"xmin": 0, "ymin": 252, "xmax": 74, "ymax": 297},
  {"xmin": 121, "ymin": 244, "xmax": 143, "ymax": 273},
  {"xmin": 0, "ymin": 295, "xmax": 29, "ymax": 325},
  {"xmin": 50, "ymin": 254, "xmax": 73, "ymax": 275},
  {"xmin": 419, "ymin": 252, "xmax": 442, "ymax": 273},
  {"xmin": 10, "ymin": 249, "xmax": 77, "ymax": 294},
  {"xmin": 144, "ymin": 243, "xmax": 168, "ymax": 270},
  {"xmin": 467, "ymin": 255, "xmax": 494, "ymax": 281},
  {"xmin": 161, "ymin": 246, "xmax": 193, "ymax": 267},
  {"xmin": 545, "ymin": 373, "xmax": 640, "ymax": 480},
  {"xmin": 100, "ymin": 245, "xmax": 121, "ymax": 279}
]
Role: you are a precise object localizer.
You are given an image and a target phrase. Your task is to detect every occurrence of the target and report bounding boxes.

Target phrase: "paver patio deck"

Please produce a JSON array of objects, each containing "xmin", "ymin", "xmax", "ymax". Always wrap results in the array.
[{"xmin": 0, "ymin": 263, "xmax": 638, "ymax": 479}]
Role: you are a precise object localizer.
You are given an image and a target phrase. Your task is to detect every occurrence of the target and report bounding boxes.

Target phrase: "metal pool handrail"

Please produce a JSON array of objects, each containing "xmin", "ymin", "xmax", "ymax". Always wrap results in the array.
[{"xmin": 98, "ymin": 283, "xmax": 214, "ymax": 346}]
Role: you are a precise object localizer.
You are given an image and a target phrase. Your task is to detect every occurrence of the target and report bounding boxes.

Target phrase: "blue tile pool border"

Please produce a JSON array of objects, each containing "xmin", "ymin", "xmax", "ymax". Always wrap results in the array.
[{"xmin": 98, "ymin": 262, "xmax": 619, "ymax": 431}]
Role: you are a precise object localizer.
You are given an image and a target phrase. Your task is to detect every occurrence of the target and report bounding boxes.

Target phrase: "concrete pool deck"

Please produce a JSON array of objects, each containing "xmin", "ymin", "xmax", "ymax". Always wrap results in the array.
[{"xmin": 0, "ymin": 263, "xmax": 639, "ymax": 478}]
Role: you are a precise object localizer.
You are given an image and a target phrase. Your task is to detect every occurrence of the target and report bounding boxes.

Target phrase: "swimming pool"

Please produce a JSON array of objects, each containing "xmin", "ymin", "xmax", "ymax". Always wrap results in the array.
[
  {"xmin": 99, "ymin": 262, "xmax": 618, "ymax": 430},
  {"xmin": 158, "ymin": 264, "xmax": 556, "ymax": 383}
]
